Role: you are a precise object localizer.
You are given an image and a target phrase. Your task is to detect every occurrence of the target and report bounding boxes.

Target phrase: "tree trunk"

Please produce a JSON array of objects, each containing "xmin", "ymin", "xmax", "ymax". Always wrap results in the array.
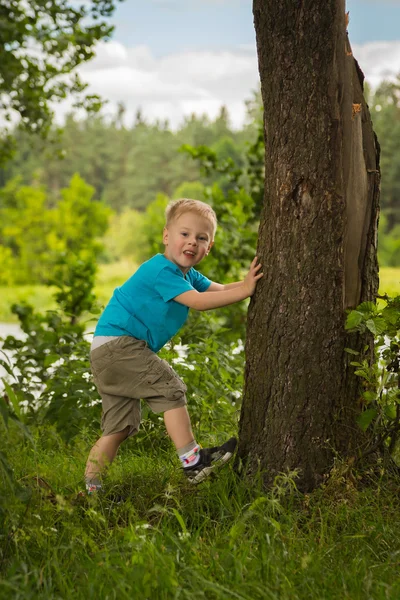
[{"xmin": 238, "ymin": 0, "xmax": 380, "ymax": 492}]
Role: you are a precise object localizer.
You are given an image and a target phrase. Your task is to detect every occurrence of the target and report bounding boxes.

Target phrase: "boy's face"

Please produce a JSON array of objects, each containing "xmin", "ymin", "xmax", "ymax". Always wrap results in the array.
[{"xmin": 163, "ymin": 212, "xmax": 214, "ymax": 274}]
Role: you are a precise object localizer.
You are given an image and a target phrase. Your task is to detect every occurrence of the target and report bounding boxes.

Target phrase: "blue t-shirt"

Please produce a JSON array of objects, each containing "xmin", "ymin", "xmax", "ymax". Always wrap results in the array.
[{"xmin": 94, "ymin": 254, "xmax": 212, "ymax": 352}]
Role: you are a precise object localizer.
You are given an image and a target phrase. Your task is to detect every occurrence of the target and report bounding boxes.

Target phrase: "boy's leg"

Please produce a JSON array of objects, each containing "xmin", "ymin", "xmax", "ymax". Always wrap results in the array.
[
  {"xmin": 85, "ymin": 426, "xmax": 130, "ymax": 489},
  {"xmin": 164, "ymin": 405, "xmax": 202, "ymax": 469},
  {"xmin": 145, "ymin": 359, "xmax": 237, "ymax": 481},
  {"xmin": 90, "ymin": 337, "xmax": 236, "ymax": 487},
  {"xmin": 163, "ymin": 405, "xmax": 237, "ymax": 482},
  {"xmin": 163, "ymin": 406, "xmax": 195, "ymax": 449}
]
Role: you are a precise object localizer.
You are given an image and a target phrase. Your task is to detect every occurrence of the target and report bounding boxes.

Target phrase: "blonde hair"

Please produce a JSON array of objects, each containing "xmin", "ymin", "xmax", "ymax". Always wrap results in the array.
[{"xmin": 165, "ymin": 198, "xmax": 217, "ymax": 239}]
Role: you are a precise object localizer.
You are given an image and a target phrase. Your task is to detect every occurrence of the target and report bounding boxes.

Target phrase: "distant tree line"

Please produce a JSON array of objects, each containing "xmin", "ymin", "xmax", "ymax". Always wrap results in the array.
[
  {"xmin": 0, "ymin": 78, "xmax": 399, "ymax": 282},
  {"xmin": 0, "ymin": 102, "xmax": 259, "ymax": 212}
]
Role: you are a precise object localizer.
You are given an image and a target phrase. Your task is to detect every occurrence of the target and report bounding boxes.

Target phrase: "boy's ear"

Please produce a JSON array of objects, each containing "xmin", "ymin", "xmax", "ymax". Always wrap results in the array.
[
  {"xmin": 163, "ymin": 227, "xmax": 168, "ymax": 245},
  {"xmin": 206, "ymin": 241, "xmax": 214, "ymax": 255}
]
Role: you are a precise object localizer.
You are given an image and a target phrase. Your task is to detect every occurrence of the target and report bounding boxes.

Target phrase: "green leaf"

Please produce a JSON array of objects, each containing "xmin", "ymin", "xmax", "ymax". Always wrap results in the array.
[
  {"xmin": 247, "ymin": 496, "xmax": 269, "ymax": 512},
  {"xmin": 357, "ymin": 301, "xmax": 376, "ymax": 315},
  {"xmin": 381, "ymin": 307, "xmax": 399, "ymax": 325},
  {"xmin": 362, "ymin": 391, "xmax": 377, "ymax": 404},
  {"xmin": 354, "ymin": 369, "xmax": 368, "ymax": 377},
  {"xmin": 171, "ymin": 508, "xmax": 187, "ymax": 535},
  {"xmin": 357, "ymin": 408, "xmax": 377, "ymax": 431},
  {"xmin": 370, "ymin": 317, "xmax": 386, "ymax": 335},
  {"xmin": 365, "ymin": 319, "xmax": 377, "ymax": 334},
  {"xmin": 3, "ymin": 381, "xmax": 21, "ymax": 419},
  {"xmin": 268, "ymin": 517, "xmax": 282, "ymax": 531},
  {"xmin": 0, "ymin": 394, "xmax": 9, "ymax": 428},
  {"xmin": 384, "ymin": 404, "xmax": 397, "ymax": 419},
  {"xmin": 344, "ymin": 348, "xmax": 360, "ymax": 355},
  {"xmin": 44, "ymin": 354, "xmax": 60, "ymax": 367},
  {"xmin": 0, "ymin": 357, "xmax": 15, "ymax": 377},
  {"xmin": 345, "ymin": 311, "xmax": 364, "ymax": 330}
]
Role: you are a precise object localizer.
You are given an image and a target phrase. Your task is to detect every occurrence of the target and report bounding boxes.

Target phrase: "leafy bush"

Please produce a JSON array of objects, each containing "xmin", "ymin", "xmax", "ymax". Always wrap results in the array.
[
  {"xmin": 0, "ymin": 174, "xmax": 110, "ymax": 284},
  {"xmin": 0, "ymin": 254, "xmax": 102, "ymax": 442},
  {"xmin": 346, "ymin": 294, "xmax": 400, "ymax": 461}
]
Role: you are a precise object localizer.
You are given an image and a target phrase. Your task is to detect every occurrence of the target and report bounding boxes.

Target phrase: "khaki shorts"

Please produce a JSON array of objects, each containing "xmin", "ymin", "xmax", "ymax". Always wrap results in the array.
[{"xmin": 90, "ymin": 336, "xmax": 187, "ymax": 437}]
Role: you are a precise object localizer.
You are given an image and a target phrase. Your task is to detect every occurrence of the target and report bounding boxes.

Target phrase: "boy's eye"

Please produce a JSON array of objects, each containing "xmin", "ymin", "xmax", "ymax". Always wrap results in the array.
[
  {"xmin": 181, "ymin": 232, "xmax": 188, "ymax": 237},
  {"xmin": 199, "ymin": 237, "xmax": 207, "ymax": 241}
]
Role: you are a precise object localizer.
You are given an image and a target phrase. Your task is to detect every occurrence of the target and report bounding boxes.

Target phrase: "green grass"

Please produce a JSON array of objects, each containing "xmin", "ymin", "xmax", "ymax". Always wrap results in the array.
[
  {"xmin": 2, "ymin": 260, "xmax": 399, "ymax": 598},
  {"xmin": 1, "ymin": 422, "xmax": 400, "ymax": 599},
  {"xmin": 0, "ymin": 263, "xmax": 399, "ymax": 324}
]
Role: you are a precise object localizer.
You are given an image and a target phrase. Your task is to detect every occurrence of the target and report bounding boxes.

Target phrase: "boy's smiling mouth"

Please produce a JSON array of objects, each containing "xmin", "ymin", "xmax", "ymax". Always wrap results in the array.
[{"xmin": 183, "ymin": 251, "xmax": 196, "ymax": 256}]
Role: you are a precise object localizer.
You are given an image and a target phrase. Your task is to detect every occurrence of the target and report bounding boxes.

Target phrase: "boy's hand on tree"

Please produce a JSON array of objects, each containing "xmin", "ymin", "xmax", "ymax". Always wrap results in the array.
[{"xmin": 243, "ymin": 257, "xmax": 263, "ymax": 297}]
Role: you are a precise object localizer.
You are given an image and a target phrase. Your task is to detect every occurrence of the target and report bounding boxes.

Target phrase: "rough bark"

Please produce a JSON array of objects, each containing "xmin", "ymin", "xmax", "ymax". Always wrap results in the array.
[{"xmin": 238, "ymin": 0, "xmax": 380, "ymax": 492}]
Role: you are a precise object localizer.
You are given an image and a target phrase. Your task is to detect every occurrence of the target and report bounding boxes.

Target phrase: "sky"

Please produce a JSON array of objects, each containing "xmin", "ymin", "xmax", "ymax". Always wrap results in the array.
[{"xmin": 71, "ymin": 0, "xmax": 400, "ymax": 129}]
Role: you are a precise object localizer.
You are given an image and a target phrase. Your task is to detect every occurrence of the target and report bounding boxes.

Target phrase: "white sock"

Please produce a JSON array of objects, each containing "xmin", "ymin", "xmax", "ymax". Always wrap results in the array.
[
  {"xmin": 178, "ymin": 442, "xmax": 201, "ymax": 468},
  {"xmin": 85, "ymin": 476, "xmax": 102, "ymax": 494}
]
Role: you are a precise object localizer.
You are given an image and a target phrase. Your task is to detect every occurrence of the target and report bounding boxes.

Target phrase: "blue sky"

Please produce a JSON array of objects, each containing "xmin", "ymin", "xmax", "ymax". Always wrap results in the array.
[
  {"xmin": 70, "ymin": 1, "xmax": 400, "ymax": 129},
  {"xmin": 109, "ymin": 0, "xmax": 255, "ymax": 56},
  {"xmin": 347, "ymin": 0, "xmax": 400, "ymax": 44},
  {"xmin": 109, "ymin": 0, "xmax": 400, "ymax": 53}
]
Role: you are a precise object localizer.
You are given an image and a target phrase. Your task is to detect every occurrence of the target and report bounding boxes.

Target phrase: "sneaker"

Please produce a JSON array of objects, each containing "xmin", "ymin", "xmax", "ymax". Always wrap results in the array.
[{"xmin": 184, "ymin": 437, "xmax": 237, "ymax": 484}]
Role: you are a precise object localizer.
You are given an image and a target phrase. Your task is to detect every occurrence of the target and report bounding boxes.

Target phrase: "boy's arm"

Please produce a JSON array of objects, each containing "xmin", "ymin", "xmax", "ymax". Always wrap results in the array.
[
  {"xmin": 208, "ymin": 281, "xmax": 243, "ymax": 291},
  {"xmin": 174, "ymin": 257, "xmax": 263, "ymax": 311}
]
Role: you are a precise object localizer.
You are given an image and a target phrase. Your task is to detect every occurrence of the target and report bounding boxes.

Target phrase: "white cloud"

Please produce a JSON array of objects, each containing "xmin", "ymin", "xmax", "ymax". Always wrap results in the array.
[
  {"xmin": 54, "ymin": 39, "xmax": 400, "ymax": 129},
  {"xmin": 65, "ymin": 40, "xmax": 259, "ymax": 128},
  {"xmin": 352, "ymin": 40, "xmax": 400, "ymax": 87}
]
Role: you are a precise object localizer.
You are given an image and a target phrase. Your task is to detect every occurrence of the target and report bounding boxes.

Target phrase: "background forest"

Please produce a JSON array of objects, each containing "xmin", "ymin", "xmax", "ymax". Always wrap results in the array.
[{"xmin": 0, "ymin": 80, "xmax": 399, "ymax": 309}]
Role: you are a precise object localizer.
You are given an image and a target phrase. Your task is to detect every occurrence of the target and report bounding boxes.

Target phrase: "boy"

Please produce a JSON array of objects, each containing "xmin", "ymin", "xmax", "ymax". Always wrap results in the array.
[{"xmin": 86, "ymin": 198, "xmax": 263, "ymax": 492}]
